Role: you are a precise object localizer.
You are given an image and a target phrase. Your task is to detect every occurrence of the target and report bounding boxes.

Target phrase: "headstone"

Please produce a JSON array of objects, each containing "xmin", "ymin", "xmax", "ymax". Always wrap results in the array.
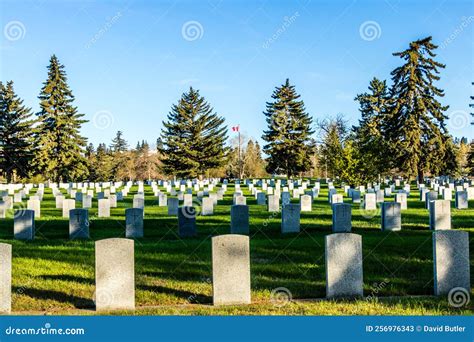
[
  {"xmin": 281, "ymin": 192, "xmax": 291, "ymax": 206},
  {"xmin": 133, "ymin": 197, "xmax": 144, "ymax": 210},
  {"xmin": 69, "ymin": 209, "xmax": 89, "ymax": 239},
  {"xmin": 95, "ymin": 238, "xmax": 135, "ymax": 311},
  {"xmin": 27, "ymin": 199, "xmax": 40, "ymax": 218},
  {"xmin": 455, "ymin": 191, "xmax": 468, "ymax": 209},
  {"xmin": 158, "ymin": 194, "xmax": 167, "ymax": 207},
  {"xmin": 395, "ymin": 193, "xmax": 408, "ymax": 210},
  {"xmin": 267, "ymin": 195, "xmax": 279, "ymax": 212},
  {"xmin": 381, "ymin": 202, "xmax": 401, "ymax": 231},
  {"xmin": 375, "ymin": 190, "xmax": 384, "ymax": 203},
  {"xmin": 364, "ymin": 193, "xmax": 376, "ymax": 210},
  {"xmin": 201, "ymin": 197, "xmax": 214, "ymax": 216},
  {"xmin": 300, "ymin": 195, "xmax": 312, "ymax": 212},
  {"xmin": 0, "ymin": 243, "xmax": 12, "ymax": 313},
  {"xmin": 429, "ymin": 200, "xmax": 451, "ymax": 230},
  {"xmin": 234, "ymin": 196, "xmax": 246, "ymax": 206},
  {"xmin": 256, "ymin": 192, "xmax": 266, "ymax": 205},
  {"xmin": 62, "ymin": 199, "xmax": 75, "ymax": 218},
  {"xmin": 426, "ymin": 191, "xmax": 438, "ymax": 209},
  {"xmin": 212, "ymin": 235, "xmax": 251, "ymax": 305},
  {"xmin": 230, "ymin": 205, "xmax": 249, "ymax": 235},
  {"xmin": 351, "ymin": 190, "xmax": 361, "ymax": 204},
  {"xmin": 109, "ymin": 194, "xmax": 117, "ymax": 208},
  {"xmin": 281, "ymin": 204, "xmax": 300, "ymax": 233},
  {"xmin": 98, "ymin": 199, "xmax": 110, "ymax": 218},
  {"xmin": 14, "ymin": 210, "xmax": 35, "ymax": 240},
  {"xmin": 167, "ymin": 198, "xmax": 179, "ymax": 216},
  {"xmin": 433, "ymin": 230, "xmax": 470, "ymax": 295},
  {"xmin": 332, "ymin": 203, "xmax": 351, "ymax": 233},
  {"xmin": 55, "ymin": 195, "xmax": 65, "ymax": 209},
  {"xmin": 125, "ymin": 208, "xmax": 144, "ymax": 238},
  {"xmin": 178, "ymin": 207, "xmax": 197, "ymax": 237},
  {"xmin": 83, "ymin": 195, "xmax": 92, "ymax": 209},
  {"xmin": 183, "ymin": 194, "xmax": 193, "ymax": 207},
  {"xmin": 325, "ymin": 233, "xmax": 363, "ymax": 298}
]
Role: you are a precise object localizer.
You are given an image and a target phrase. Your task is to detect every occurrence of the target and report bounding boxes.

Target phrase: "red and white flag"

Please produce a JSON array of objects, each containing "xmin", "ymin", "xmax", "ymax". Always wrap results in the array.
[{"xmin": 231, "ymin": 125, "xmax": 240, "ymax": 132}]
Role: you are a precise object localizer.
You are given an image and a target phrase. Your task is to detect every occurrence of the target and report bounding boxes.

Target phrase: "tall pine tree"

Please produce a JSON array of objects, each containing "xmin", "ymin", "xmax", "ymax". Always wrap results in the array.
[
  {"xmin": 160, "ymin": 87, "xmax": 228, "ymax": 178},
  {"xmin": 110, "ymin": 131, "xmax": 128, "ymax": 152},
  {"xmin": 384, "ymin": 37, "xmax": 451, "ymax": 181},
  {"xmin": 353, "ymin": 77, "xmax": 390, "ymax": 181},
  {"xmin": 32, "ymin": 55, "xmax": 89, "ymax": 182},
  {"xmin": 262, "ymin": 79, "xmax": 315, "ymax": 177},
  {"xmin": 0, "ymin": 81, "xmax": 34, "ymax": 182}
]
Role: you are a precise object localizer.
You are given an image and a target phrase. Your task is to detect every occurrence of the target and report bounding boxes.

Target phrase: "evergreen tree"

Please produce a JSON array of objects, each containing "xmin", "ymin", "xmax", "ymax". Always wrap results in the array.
[
  {"xmin": 384, "ymin": 37, "xmax": 450, "ymax": 181},
  {"xmin": 110, "ymin": 131, "xmax": 128, "ymax": 152},
  {"xmin": 32, "ymin": 55, "xmax": 89, "ymax": 182},
  {"xmin": 89, "ymin": 143, "xmax": 114, "ymax": 181},
  {"xmin": 467, "ymin": 141, "xmax": 474, "ymax": 176},
  {"xmin": 262, "ymin": 79, "xmax": 315, "ymax": 177},
  {"xmin": 353, "ymin": 77, "xmax": 390, "ymax": 181},
  {"xmin": 0, "ymin": 81, "xmax": 34, "ymax": 182},
  {"xmin": 470, "ymin": 82, "xmax": 473, "ymax": 124},
  {"xmin": 160, "ymin": 87, "xmax": 228, "ymax": 178},
  {"xmin": 318, "ymin": 118, "xmax": 345, "ymax": 179}
]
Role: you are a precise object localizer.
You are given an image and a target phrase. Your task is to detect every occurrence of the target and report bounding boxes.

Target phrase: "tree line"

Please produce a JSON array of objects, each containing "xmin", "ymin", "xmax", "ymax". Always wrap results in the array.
[{"xmin": 1, "ymin": 37, "xmax": 473, "ymax": 183}]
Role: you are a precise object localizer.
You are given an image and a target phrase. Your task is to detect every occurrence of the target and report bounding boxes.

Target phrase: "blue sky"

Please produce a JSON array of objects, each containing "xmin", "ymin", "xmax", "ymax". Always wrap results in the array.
[{"xmin": 1, "ymin": 0, "xmax": 473, "ymax": 148}]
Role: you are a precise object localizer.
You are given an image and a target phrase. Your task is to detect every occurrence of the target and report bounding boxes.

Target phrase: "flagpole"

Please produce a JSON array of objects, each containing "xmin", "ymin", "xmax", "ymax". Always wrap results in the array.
[{"xmin": 238, "ymin": 129, "xmax": 241, "ymax": 180}]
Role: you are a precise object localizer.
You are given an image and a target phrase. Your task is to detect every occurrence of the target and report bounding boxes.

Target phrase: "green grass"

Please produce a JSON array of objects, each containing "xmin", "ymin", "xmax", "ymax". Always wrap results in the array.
[{"xmin": 0, "ymin": 182, "xmax": 473, "ymax": 315}]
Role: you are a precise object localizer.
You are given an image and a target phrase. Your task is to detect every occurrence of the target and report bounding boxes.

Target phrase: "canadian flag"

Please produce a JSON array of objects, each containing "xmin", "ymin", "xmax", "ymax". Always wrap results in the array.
[{"xmin": 231, "ymin": 125, "xmax": 240, "ymax": 132}]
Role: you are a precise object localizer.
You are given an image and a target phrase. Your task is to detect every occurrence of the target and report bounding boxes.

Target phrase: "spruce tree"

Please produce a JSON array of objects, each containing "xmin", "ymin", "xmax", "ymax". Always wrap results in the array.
[
  {"xmin": 0, "ymin": 81, "xmax": 34, "ymax": 182},
  {"xmin": 384, "ymin": 37, "xmax": 450, "ymax": 181},
  {"xmin": 160, "ymin": 87, "xmax": 228, "ymax": 178},
  {"xmin": 467, "ymin": 141, "xmax": 474, "ymax": 176},
  {"xmin": 33, "ymin": 55, "xmax": 89, "ymax": 182},
  {"xmin": 262, "ymin": 79, "xmax": 315, "ymax": 177},
  {"xmin": 353, "ymin": 77, "xmax": 390, "ymax": 181},
  {"xmin": 110, "ymin": 131, "xmax": 128, "ymax": 152}
]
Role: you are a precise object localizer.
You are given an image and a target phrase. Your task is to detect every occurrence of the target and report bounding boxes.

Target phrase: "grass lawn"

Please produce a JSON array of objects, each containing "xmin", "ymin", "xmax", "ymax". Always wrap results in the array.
[{"xmin": 0, "ymin": 182, "xmax": 473, "ymax": 315}]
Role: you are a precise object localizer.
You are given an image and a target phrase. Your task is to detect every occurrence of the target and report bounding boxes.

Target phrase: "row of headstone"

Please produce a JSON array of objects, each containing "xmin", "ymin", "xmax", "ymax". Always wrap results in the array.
[{"xmin": 3, "ymin": 230, "xmax": 466, "ymax": 312}]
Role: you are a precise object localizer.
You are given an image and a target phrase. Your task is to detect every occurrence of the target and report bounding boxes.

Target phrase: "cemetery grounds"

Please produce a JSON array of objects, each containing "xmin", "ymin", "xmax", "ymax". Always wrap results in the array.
[{"xmin": 0, "ymin": 181, "xmax": 472, "ymax": 316}]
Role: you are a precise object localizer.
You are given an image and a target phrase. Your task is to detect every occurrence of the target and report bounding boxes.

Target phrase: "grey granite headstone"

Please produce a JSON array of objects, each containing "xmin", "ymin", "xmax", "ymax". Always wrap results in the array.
[
  {"xmin": 212, "ymin": 234, "xmax": 251, "ymax": 305},
  {"xmin": 351, "ymin": 190, "xmax": 361, "ymax": 203},
  {"xmin": 381, "ymin": 202, "xmax": 401, "ymax": 231},
  {"xmin": 0, "ymin": 243, "xmax": 11, "ymax": 313},
  {"xmin": 429, "ymin": 200, "xmax": 451, "ymax": 230},
  {"xmin": 14, "ymin": 210, "xmax": 35, "ymax": 240},
  {"xmin": 230, "ymin": 205, "xmax": 249, "ymax": 235},
  {"xmin": 167, "ymin": 198, "xmax": 179, "ymax": 216},
  {"xmin": 256, "ymin": 192, "xmax": 266, "ymax": 205},
  {"xmin": 281, "ymin": 191, "xmax": 290, "ymax": 206},
  {"xmin": 125, "ymin": 208, "xmax": 144, "ymax": 238},
  {"xmin": 325, "ymin": 233, "xmax": 363, "ymax": 298},
  {"xmin": 433, "ymin": 230, "xmax": 470, "ymax": 295},
  {"xmin": 455, "ymin": 191, "xmax": 468, "ymax": 209},
  {"xmin": 95, "ymin": 238, "xmax": 135, "ymax": 311},
  {"xmin": 332, "ymin": 203, "xmax": 352, "ymax": 233},
  {"xmin": 281, "ymin": 204, "xmax": 300, "ymax": 233},
  {"xmin": 178, "ymin": 206, "xmax": 197, "ymax": 237},
  {"xmin": 426, "ymin": 191, "xmax": 438, "ymax": 209},
  {"xmin": 69, "ymin": 209, "xmax": 89, "ymax": 239}
]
